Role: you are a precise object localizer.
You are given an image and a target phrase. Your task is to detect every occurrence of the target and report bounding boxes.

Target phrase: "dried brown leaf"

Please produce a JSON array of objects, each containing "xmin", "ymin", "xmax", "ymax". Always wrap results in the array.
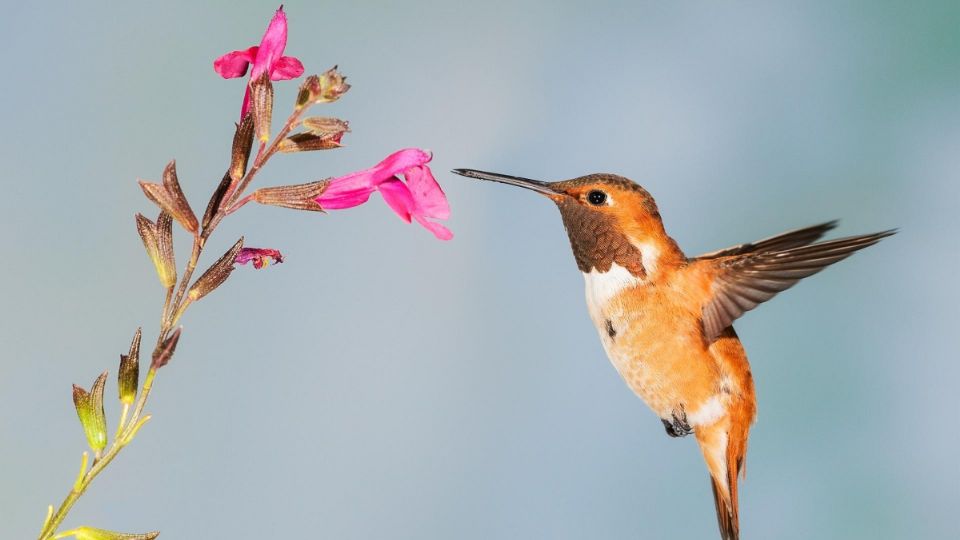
[
  {"xmin": 278, "ymin": 133, "xmax": 343, "ymax": 153},
  {"xmin": 139, "ymin": 178, "xmax": 197, "ymax": 235},
  {"xmin": 252, "ymin": 180, "xmax": 328, "ymax": 212},
  {"xmin": 202, "ymin": 172, "xmax": 233, "ymax": 231},
  {"xmin": 188, "ymin": 238, "xmax": 244, "ymax": 302},
  {"xmin": 161, "ymin": 160, "xmax": 199, "ymax": 233},
  {"xmin": 151, "ymin": 328, "xmax": 182, "ymax": 369},
  {"xmin": 231, "ymin": 113, "xmax": 255, "ymax": 181},
  {"xmin": 302, "ymin": 117, "xmax": 349, "ymax": 139}
]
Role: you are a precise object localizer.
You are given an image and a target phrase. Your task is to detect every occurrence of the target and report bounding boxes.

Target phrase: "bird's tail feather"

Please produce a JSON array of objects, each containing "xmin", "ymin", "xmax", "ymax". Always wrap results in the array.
[
  {"xmin": 710, "ymin": 475, "xmax": 739, "ymax": 540},
  {"xmin": 697, "ymin": 414, "xmax": 750, "ymax": 540}
]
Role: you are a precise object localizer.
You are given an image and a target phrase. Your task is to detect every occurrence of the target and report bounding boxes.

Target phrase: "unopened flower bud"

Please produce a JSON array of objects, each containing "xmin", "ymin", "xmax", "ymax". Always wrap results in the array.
[
  {"xmin": 296, "ymin": 75, "xmax": 320, "ymax": 109},
  {"xmin": 296, "ymin": 67, "xmax": 350, "ymax": 108},
  {"xmin": 151, "ymin": 328, "xmax": 182, "ymax": 370},
  {"xmin": 317, "ymin": 66, "xmax": 350, "ymax": 102},
  {"xmin": 72, "ymin": 372, "xmax": 108, "ymax": 454},
  {"xmin": 202, "ymin": 172, "xmax": 232, "ymax": 231},
  {"xmin": 118, "ymin": 328, "xmax": 141, "ymax": 405},
  {"xmin": 231, "ymin": 113, "xmax": 255, "ymax": 181}
]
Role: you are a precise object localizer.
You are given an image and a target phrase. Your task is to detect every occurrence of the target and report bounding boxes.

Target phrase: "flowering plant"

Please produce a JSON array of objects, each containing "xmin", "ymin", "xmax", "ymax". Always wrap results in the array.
[{"xmin": 36, "ymin": 7, "xmax": 450, "ymax": 540}]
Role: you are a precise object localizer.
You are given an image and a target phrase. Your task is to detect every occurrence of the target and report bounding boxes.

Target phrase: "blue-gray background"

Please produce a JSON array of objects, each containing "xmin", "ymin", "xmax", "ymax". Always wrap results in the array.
[{"xmin": 2, "ymin": 2, "xmax": 957, "ymax": 539}]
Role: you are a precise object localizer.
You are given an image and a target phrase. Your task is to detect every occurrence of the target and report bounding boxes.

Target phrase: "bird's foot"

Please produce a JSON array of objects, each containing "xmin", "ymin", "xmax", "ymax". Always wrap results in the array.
[{"xmin": 661, "ymin": 408, "xmax": 693, "ymax": 438}]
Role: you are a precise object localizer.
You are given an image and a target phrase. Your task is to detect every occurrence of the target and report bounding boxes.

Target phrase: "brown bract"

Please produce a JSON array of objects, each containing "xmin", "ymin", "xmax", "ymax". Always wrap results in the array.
[
  {"xmin": 187, "ymin": 238, "xmax": 244, "ymax": 302},
  {"xmin": 138, "ymin": 160, "xmax": 199, "ymax": 234},
  {"xmin": 252, "ymin": 180, "xmax": 328, "ymax": 211},
  {"xmin": 250, "ymin": 74, "xmax": 274, "ymax": 143},
  {"xmin": 151, "ymin": 328, "xmax": 182, "ymax": 370},
  {"xmin": 278, "ymin": 132, "xmax": 343, "ymax": 153},
  {"xmin": 118, "ymin": 328, "xmax": 142, "ymax": 405}
]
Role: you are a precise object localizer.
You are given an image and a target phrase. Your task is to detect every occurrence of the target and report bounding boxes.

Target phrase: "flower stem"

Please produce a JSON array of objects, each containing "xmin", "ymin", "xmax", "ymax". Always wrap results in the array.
[
  {"xmin": 225, "ymin": 194, "xmax": 255, "ymax": 215},
  {"xmin": 170, "ymin": 235, "xmax": 203, "ymax": 322},
  {"xmin": 202, "ymin": 106, "xmax": 304, "ymax": 237},
  {"xmin": 38, "ymin": 90, "xmax": 311, "ymax": 540},
  {"xmin": 159, "ymin": 287, "xmax": 173, "ymax": 329},
  {"xmin": 117, "ymin": 403, "xmax": 130, "ymax": 435},
  {"xmin": 227, "ymin": 107, "xmax": 304, "ymax": 209},
  {"xmin": 39, "ymin": 230, "xmax": 203, "ymax": 540},
  {"xmin": 38, "ymin": 364, "xmax": 161, "ymax": 540}
]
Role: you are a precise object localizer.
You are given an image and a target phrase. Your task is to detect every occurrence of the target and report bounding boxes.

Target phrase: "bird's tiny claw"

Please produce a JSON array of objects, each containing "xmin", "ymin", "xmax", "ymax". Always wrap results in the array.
[{"xmin": 662, "ymin": 408, "xmax": 693, "ymax": 438}]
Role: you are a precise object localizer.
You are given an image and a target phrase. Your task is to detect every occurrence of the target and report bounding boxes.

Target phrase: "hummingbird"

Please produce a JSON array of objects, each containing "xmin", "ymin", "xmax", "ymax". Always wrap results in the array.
[{"xmin": 452, "ymin": 168, "xmax": 893, "ymax": 540}]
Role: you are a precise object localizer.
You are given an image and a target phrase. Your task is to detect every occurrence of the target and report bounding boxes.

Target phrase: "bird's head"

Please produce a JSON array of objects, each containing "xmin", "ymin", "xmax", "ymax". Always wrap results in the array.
[{"xmin": 453, "ymin": 169, "xmax": 676, "ymax": 278}]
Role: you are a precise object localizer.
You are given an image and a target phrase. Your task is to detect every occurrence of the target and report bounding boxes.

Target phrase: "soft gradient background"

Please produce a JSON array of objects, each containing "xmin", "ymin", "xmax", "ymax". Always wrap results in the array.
[{"xmin": 2, "ymin": 2, "xmax": 957, "ymax": 539}]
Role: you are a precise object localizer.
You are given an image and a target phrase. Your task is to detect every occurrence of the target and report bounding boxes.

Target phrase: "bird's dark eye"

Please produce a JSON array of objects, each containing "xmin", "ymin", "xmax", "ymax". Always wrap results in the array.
[{"xmin": 587, "ymin": 190, "xmax": 607, "ymax": 206}]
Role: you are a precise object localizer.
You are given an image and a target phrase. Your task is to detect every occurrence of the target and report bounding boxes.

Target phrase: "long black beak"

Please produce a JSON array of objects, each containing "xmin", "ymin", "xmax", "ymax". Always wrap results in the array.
[{"xmin": 452, "ymin": 169, "xmax": 558, "ymax": 196}]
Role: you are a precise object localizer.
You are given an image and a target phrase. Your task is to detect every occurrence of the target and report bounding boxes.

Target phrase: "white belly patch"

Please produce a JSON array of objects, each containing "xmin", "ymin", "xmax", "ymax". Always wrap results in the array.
[{"xmin": 583, "ymin": 263, "xmax": 641, "ymax": 308}]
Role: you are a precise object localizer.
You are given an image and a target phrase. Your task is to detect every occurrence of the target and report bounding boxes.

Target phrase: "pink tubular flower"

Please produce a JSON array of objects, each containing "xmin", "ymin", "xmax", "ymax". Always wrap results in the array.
[
  {"xmin": 235, "ymin": 248, "xmax": 284, "ymax": 269},
  {"xmin": 317, "ymin": 148, "xmax": 452, "ymax": 240},
  {"xmin": 213, "ymin": 6, "xmax": 304, "ymax": 117}
]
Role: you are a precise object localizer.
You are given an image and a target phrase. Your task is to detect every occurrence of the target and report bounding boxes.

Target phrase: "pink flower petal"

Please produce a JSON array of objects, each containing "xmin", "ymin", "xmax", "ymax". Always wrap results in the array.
[
  {"xmin": 239, "ymin": 85, "xmax": 253, "ymax": 118},
  {"xmin": 271, "ymin": 56, "xmax": 305, "ymax": 80},
  {"xmin": 319, "ymin": 171, "xmax": 377, "ymax": 198},
  {"xmin": 414, "ymin": 215, "xmax": 454, "ymax": 240},
  {"xmin": 317, "ymin": 188, "xmax": 376, "ymax": 210},
  {"xmin": 373, "ymin": 148, "xmax": 433, "ymax": 180},
  {"xmin": 317, "ymin": 174, "xmax": 378, "ymax": 204},
  {"xmin": 235, "ymin": 247, "xmax": 284, "ymax": 269},
  {"xmin": 213, "ymin": 47, "xmax": 258, "ymax": 78},
  {"xmin": 215, "ymin": 6, "xmax": 303, "ymax": 118},
  {"xmin": 250, "ymin": 7, "xmax": 289, "ymax": 80},
  {"xmin": 319, "ymin": 148, "xmax": 433, "ymax": 201},
  {"xmin": 404, "ymin": 165, "xmax": 450, "ymax": 219},
  {"xmin": 378, "ymin": 178, "xmax": 415, "ymax": 223},
  {"xmin": 315, "ymin": 148, "xmax": 452, "ymax": 240}
]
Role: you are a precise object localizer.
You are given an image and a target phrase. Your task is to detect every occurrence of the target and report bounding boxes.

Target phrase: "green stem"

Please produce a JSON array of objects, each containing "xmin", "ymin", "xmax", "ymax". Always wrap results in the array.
[
  {"xmin": 39, "ymin": 366, "xmax": 160, "ymax": 540},
  {"xmin": 39, "ymin": 250, "xmax": 191, "ymax": 540}
]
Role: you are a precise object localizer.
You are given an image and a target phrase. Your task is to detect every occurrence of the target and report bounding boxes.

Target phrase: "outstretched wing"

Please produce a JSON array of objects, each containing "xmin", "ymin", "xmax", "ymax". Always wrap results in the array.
[
  {"xmin": 695, "ymin": 221, "xmax": 838, "ymax": 260},
  {"xmin": 699, "ymin": 229, "xmax": 895, "ymax": 342}
]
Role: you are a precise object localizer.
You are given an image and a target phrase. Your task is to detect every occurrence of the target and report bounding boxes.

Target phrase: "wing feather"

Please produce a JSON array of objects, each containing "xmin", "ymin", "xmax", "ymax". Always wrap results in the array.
[
  {"xmin": 700, "ymin": 229, "xmax": 895, "ymax": 341},
  {"xmin": 695, "ymin": 221, "xmax": 838, "ymax": 260}
]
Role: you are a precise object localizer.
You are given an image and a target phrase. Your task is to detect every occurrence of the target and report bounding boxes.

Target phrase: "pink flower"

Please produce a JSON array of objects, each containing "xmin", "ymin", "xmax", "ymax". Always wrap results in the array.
[
  {"xmin": 317, "ymin": 148, "xmax": 452, "ymax": 240},
  {"xmin": 235, "ymin": 247, "xmax": 284, "ymax": 269},
  {"xmin": 213, "ymin": 6, "xmax": 304, "ymax": 117}
]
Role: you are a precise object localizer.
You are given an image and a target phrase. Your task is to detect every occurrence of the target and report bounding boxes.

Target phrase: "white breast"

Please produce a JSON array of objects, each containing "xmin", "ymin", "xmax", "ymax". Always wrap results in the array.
[
  {"xmin": 582, "ymin": 263, "xmax": 643, "ymax": 369},
  {"xmin": 583, "ymin": 263, "xmax": 641, "ymax": 309}
]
